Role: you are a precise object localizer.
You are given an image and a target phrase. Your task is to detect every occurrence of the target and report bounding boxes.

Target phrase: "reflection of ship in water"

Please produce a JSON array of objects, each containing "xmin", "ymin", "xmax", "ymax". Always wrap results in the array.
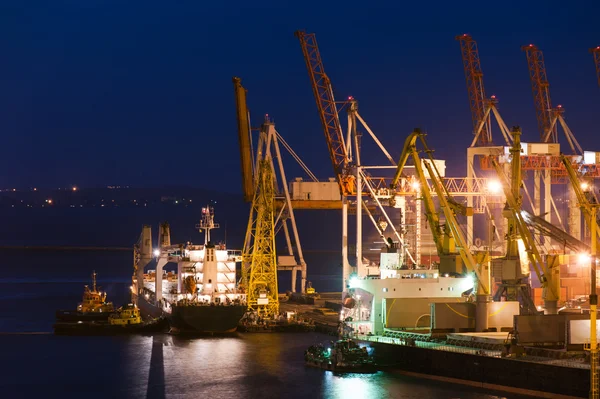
[{"xmin": 132, "ymin": 206, "xmax": 247, "ymax": 333}]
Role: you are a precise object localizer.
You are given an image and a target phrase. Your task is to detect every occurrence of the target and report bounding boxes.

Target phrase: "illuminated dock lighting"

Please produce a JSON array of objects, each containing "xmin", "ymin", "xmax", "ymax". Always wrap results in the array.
[
  {"xmin": 487, "ymin": 179, "xmax": 502, "ymax": 194},
  {"xmin": 578, "ymin": 253, "xmax": 591, "ymax": 265}
]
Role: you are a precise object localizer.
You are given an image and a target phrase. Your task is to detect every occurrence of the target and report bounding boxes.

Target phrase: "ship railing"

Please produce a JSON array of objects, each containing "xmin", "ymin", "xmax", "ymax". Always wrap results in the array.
[
  {"xmin": 227, "ymin": 250, "xmax": 242, "ymax": 262},
  {"xmin": 357, "ymin": 334, "xmax": 503, "ymax": 358}
]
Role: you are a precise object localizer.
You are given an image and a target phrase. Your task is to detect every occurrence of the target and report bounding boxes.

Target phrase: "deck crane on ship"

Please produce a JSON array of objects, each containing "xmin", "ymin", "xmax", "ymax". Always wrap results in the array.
[
  {"xmin": 487, "ymin": 127, "xmax": 560, "ymax": 315},
  {"xmin": 389, "ymin": 129, "xmax": 491, "ymax": 332}
]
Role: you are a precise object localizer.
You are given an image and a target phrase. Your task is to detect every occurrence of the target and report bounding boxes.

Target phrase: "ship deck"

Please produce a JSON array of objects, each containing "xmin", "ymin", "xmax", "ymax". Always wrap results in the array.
[
  {"xmin": 143, "ymin": 280, "xmax": 178, "ymax": 304},
  {"xmin": 356, "ymin": 333, "xmax": 590, "ymax": 370}
]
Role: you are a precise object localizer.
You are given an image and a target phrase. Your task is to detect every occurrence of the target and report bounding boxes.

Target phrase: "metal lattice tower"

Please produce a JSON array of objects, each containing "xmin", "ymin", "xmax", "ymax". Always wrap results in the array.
[
  {"xmin": 591, "ymin": 46, "xmax": 600, "ymax": 89},
  {"xmin": 456, "ymin": 34, "xmax": 492, "ymax": 146},
  {"xmin": 244, "ymin": 159, "xmax": 279, "ymax": 317},
  {"xmin": 295, "ymin": 30, "xmax": 351, "ymax": 196},
  {"xmin": 522, "ymin": 44, "xmax": 557, "ymax": 143}
]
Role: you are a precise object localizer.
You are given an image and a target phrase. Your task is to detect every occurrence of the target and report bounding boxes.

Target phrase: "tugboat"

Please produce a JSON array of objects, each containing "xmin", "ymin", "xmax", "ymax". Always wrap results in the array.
[
  {"xmin": 53, "ymin": 303, "xmax": 168, "ymax": 335},
  {"xmin": 55, "ymin": 271, "xmax": 115, "ymax": 322},
  {"xmin": 108, "ymin": 303, "xmax": 142, "ymax": 325},
  {"xmin": 304, "ymin": 339, "xmax": 377, "ymax": 373}
]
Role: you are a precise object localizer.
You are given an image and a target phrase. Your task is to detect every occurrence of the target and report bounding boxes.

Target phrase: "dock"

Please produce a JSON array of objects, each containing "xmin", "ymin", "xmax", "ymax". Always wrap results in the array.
[{"xmin": 279, "ymin": 292, "xmax": 341, "ymax": 335}]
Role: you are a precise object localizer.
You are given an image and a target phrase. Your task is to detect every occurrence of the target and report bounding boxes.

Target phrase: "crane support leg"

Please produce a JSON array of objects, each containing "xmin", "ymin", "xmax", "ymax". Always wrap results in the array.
[
  {"xmin": 342, "ymin": 197, "xmax": 351, "ymax": 293},
  {"xmin": 356, "ymin": 168, "xmax": 364, "ymax": 277},
  {"xmin": 590, "ymin": 207, "xmax": 598, "ymax": 399},
  {"xmin": 475, "ymin": 251, "xmax": 491, "ymax": 332}
]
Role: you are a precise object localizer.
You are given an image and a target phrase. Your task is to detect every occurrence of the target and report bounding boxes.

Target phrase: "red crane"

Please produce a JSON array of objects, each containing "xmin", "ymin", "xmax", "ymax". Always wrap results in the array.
[
  {"xmin": 591, "ymin": 46, "xmax": 600, "ymax": 89},
  {"xmin": 522, "ymin": 44, "xmax": 557, "ymax": 143},
  {"xmin": 295, "ymin": 30, "xmax": 352, "ymax": 196},
  {"xmin": 456, "ymin": 34, "xmax": 491, "ymax": 146}
]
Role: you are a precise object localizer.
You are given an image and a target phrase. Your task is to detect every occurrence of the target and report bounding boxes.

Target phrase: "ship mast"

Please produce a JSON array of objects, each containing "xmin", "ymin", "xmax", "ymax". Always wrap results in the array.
[
  {"xmin": 195, "ymin": 206, "xmax": 220, "ymax": 245},
  {"xmin": 92, "ymin": 270, "xmax": 97, "ymax": 292}
]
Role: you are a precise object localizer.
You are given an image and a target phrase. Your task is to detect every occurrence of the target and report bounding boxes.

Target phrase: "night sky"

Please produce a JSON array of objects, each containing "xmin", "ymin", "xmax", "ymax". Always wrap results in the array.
[{"xmin": 2, "ymin": 2, "xmax": 600, "ymax": 193}]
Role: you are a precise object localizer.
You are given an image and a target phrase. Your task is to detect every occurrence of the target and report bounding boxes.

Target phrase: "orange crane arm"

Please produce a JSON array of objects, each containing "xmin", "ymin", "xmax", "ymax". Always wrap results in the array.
[
  {"xmin": 233, "ymin": 77, "xmax": 254, "ymax": 202},
  {"xmin": 295, "ymin": 30, "xmax": 350, "ymax": 195},
  {"xmin": 522, "ymin": 44, "xmax": 556, "ymax": 143},
  {"xmin": 591, "ymin": 46, "xmax": 600, "ymax": 89},
  {"xmin": 456, "ymin": 34, "xmax": 491, "ymax": 146}
]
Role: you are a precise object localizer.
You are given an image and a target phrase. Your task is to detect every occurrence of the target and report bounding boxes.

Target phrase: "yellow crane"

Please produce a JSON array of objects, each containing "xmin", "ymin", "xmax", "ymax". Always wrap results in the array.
[
  {"xmin": 390, "ymin": 129, "xmax": 491, "ymax": 331},
  {"xmin": 488, "ymin": 127, "xmax": 560, "ymax": 314},
  {"xmin": 560, "ymin": 154, "xmax": 599, "ymax": 399},
  {"xmin": 244, "ymin": 159, "xmax": 279, "ymax": 317}
]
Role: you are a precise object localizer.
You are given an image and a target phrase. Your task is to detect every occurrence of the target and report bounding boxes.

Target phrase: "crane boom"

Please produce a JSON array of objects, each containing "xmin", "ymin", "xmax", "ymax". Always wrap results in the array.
[
  {"xmin": 591, "ymin": 46, "xmax": 600, "ymax": 89},
  {"xmin": 295, "ymin": 30, "xmax": 351, "ymax": 196},
  {"xmin": 456, "ymin": 34, "xmax": 491, "ymax": 146},
  {"xmin": 560, "ymin": 155, "xmax": 600, "ymax": 241},
  {"xmin": 390, "ymin": 130, "xmax": 488, "ymax": 294},
  {"xmin": 522, "ymin": 44, "xmax": 556, "ymax": 143},
  {"xmin": 489, "ymin": 128, "xmax": 559, "ymax": 310},
  {"xmin": 233, "ymin": 77, "xmax": 254, "ymax": 202}
]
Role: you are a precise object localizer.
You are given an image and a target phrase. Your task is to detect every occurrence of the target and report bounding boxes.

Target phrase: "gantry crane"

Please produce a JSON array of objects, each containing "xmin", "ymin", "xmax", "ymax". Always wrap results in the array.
[
  {"xmin": 489, "ymin": 127, "xmax": 560, "ymax": 314},
  {"xmin": 234, "ymin": 78, "xmax": 307, "ymax": 294},
  {"xmin": 591, "ymin": 46, "xmax": 600, "ymax": 89},
  {"xmin": 456, "ymin": 34, "xmax": 515, "ymax": 250},
  {"xmin": 561, "ymin": 154, "xmax": 600, "ymax": 399},
  {"xmin": 390, "ymin": 129, "xmax": 491, "ymax": 331},
  {"xmin": 295, "ymin": 30, "xmax": 352, "ymax": 197}
]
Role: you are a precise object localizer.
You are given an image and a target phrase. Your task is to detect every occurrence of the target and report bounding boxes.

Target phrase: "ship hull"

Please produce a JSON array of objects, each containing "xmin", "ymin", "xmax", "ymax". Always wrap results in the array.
[
  {"xmin": 305, "ymin": 360, "xmax": 377, "ymax": 374},
  {"xmin": 361, "ymin": 340, "xmax": 588, "ymax": 398},
  {"xmin": 135, "ymin": 294, "xmax": 167, "ymax": 320},
  {"xmin": 55, "ymin": 310, "xmax": 111, "ymax": 322},
  {"xmin": 169, "ymin": 304, "xmax": 246, "ymax": 334}
]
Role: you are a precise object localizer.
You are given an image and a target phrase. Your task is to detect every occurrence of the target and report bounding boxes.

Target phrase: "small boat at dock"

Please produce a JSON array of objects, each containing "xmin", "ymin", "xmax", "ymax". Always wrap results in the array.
[
  {"xmin": 304, "ymin": 339, "xmax": 377, "ymax": 373},
  {"xmin": 53, "ymin": 304, "xmax": 168, "ymax": 335}
]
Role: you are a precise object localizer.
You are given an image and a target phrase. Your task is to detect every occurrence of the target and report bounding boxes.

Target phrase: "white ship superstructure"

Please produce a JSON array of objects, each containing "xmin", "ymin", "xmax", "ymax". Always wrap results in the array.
[{"xmin": 344, "ymin": 245, "xmax": 519, "ymax": 336}]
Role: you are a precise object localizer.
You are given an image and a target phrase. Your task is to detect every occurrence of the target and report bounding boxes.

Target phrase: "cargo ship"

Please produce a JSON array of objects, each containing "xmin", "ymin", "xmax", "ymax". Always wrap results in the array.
[
  {"xmin": 132, "ymin": 206, "xmax": 247, "ymax": 334},
  {"xmin": 338, "ymin": 247, "xmax": 591, "ymax": 398}
]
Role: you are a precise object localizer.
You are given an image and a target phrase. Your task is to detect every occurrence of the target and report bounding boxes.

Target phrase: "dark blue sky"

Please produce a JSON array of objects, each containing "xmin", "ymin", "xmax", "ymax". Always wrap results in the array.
[{"xmin": 2, "ymin": 1, "xmax": 600, "ymax": 193}]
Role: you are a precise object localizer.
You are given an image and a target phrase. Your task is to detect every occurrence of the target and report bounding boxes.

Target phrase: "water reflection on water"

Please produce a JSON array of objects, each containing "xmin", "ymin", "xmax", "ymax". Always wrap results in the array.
[
  {"xmin": 0, "ymin": 331, "xmax": 523, "ymax": 399},
  {"xmin": 116, "ymin": 333, "xmax": 520, "ymax": 399}
]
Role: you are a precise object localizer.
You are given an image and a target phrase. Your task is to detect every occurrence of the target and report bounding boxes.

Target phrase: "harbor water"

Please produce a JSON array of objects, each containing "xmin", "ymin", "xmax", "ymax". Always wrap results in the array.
[{"xmin": 0, "ymin": 249, "xmax": 534, "ymax": 399}]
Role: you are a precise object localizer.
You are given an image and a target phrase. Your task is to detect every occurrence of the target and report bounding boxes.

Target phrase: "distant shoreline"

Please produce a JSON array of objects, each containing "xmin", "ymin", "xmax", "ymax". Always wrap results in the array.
[
  {"xmin": 0, "ymin": 246, "xmax": 132, "ymax": 251},
  {"xmin": 0, "ymin": 246, "xmax": 339, "ymax": 253}
]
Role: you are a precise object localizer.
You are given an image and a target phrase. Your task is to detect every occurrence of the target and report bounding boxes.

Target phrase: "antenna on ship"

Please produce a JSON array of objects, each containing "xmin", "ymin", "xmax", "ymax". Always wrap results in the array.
[
  {"xmin": 195, "ymin": 205, "xmax": 220, "ymax": 245},
  {"xmin": 92, "ymin": 270, "xmax": 97, "ymax": 292}
]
